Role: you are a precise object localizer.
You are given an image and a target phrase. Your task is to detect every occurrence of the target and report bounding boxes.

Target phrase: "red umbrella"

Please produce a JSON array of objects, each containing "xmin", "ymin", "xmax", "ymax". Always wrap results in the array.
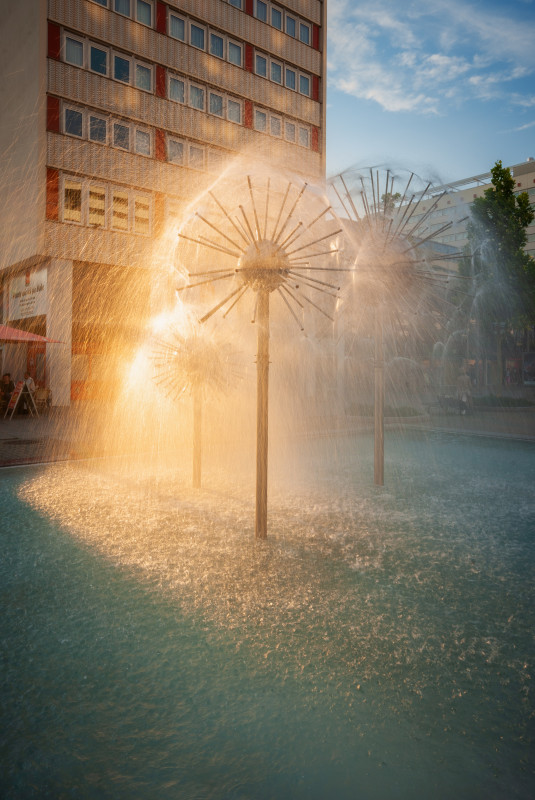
[{"xmin": 0, "ymin": 325, "xmax": 62, "ymax": 343}]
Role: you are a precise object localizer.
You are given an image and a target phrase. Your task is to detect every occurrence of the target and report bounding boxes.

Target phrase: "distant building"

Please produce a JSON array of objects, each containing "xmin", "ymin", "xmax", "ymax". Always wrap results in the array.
[
  {"xmin": 0, "ymin": 0, "xmax": 326, "ymax": 404},
  {"xmin": 408, "ymin": 159, "xmax": 535, "ymax": 258}
]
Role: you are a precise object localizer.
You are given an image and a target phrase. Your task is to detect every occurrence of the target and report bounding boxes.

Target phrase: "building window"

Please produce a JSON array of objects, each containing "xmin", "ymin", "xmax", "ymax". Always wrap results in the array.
[
  {"xmin": 88, "ymin": 185, "xmax": 106, "ymax": 227},
  {"xmin": 190, "ymin": 23, "xmax": 205, "ymax": 50},
  {"xmin": 91, "ymin": 0, "xmax": 108, "ymax": 6},
  {"xmin": 210, "ymin": 33, "xmax": 224, "ymax": 59},
  {"xmin": 60, "ymin": 175, "xmax": 152, "ymax": 234},
  {"xmin": 190, "ymin": 84, "xmax": 205, "ymax": 111},
  {"xmin": 135, "ymin": 129, "xmax": 151, "ymax": 155},
  {"xmin": 208, "ymin": 149, "xmax": 225, "ymax": 173},
  {"xmin": 299, "ymin": 22, "xmax": 311, "ymax": 45},
  {"xmin": 113, "ymin": 122, "xmax": 130, "ymax": 150},
  {"xmin": 227, "ymin": 98, "xmax": 242, "ymax": 124},
  {"xmin": 254, "ymin": 109, "xmax": 267, "ymax": 132},
  {"xmin": 167, "ymin": 72, "xmax": 243, "ymax": 125},
  {"xmin": 221, "ymin": 0, "xmax": 313, "ymax": 49},
  {"xmin": 135, "ymin": 0, "xmax": 152, "ymax": 26},
  {"xmin": 169, "ymin": 13, "xmax": 185, "ymax": 41},
  {"xmin": 90, "ymin": 45, "xmax": 108, "ymax": 75},
  {"xmin": 270, "ymin": 115, "xmax": 282, "ymax": 137},
  {"xmin": 299, "ymin": 74, "xmax": 310, "ymax": 96},
  {"xmin": 112, "ymin": 190, "xmax": 129, "ymax": 230},
  {"xmin": 64, "ymin": 179, "xmax": 82, "ymax": 223},
  {"xmin": 65, "ymin": 107, "xmax": 83, "ymax": 137},
  {"xmin": 189, "ymin": 145, "xmax": 204, "ymax": 170},
  {"xmin": 298, "ymin": 126, "xmax": 309, "ymax": 147},
  {"xmin": 270, "ymin": 60, "xmax": 282, "ymax": 84},
  {"xmin": 255, "ymin": 54, "xmax": 267, "ymax": 78},
  {"xmin": 285, "ymin": 67, "xmax": 296, "ymax": 90},
  {"xmin": 135, "ymin": 62, "xmax": 152, "ymax": 91},
  {"xmin": 285, "ymin": 121, "xmax": 296, "ymax": 142},
  {"xmin": 114, "ymin": 54, "xmax": 130, "ymax": 83},
  {"xmin": 89, "ymin": 115, "xmax": 107, "ymax": 143},
  {"xmin": 65, "ymin": 36, "xmax": 84, "ymax": 66},
  {"xmin": 114, "ymin": 0, "xmax": 130, "ymax": 16},
  {"xmin": 64, "ymin": 33, "xmax": 160, "ymax": 95},
  {"xmin": 169, "ymin": 76, "xmax": 185, "ymax": 103},
  {"xmin": 112, "ymin": 0, "xmax": 153, "ymax": 24},
  {"xmin": 254, "ymin": 51, "xmax": 308, "ymax": 93},
  {"xmin": 166, "ymin": 197, "xmax": 181, "ymax": 225},
  {"xmin": 134, "ymin": 195, "xmax": 150, "ymax": 234},
  {"xmin": 209, "ymin": 92, "xmax": 224, "ymax": 117},
  {"xmin": 286, "ymin": 15, "xmax": 296, "ymax": 37},
  {"xmin": 255, "ymin": 0, "xmax": 267, "ymax": 22},
  {"xmin": 271, "ymin": 6, "xmax": 282, "ymax": 29},
  {"xmin": 228, "ymin": 40, "xmax": 242, "ymax": 66},
  {"xmin": 168, "ymin": 138, "xmax": 184, "ymax": 163}
]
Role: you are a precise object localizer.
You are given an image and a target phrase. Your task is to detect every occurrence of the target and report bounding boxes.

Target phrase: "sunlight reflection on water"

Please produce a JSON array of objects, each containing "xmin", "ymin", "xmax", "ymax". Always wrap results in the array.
[{"xmin": 5, "ymin": 431, "xmax": 535, "ymax": 799}]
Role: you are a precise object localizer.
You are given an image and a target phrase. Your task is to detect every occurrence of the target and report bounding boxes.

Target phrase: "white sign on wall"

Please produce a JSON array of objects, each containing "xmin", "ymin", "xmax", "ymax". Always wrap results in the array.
[{"xmin": 9, "ymin": 268, "xmax": 47, "ymax": 321}]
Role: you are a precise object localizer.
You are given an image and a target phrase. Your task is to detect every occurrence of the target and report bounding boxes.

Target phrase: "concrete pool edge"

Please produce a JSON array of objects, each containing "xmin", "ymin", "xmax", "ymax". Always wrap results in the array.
[{"xmin": 1, "ymin": 406, "xmax": 534, "ymax": 469}]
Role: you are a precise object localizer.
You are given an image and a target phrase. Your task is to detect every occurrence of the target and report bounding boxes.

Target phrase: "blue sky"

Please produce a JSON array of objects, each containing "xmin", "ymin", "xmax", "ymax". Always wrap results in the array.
[{"xmin": 325, "ymin": 0, "xmax": 535, "ymax": 183}]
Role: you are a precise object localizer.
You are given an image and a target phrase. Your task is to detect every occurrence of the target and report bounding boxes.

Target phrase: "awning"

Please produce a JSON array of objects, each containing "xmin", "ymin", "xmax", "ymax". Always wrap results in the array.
[{"xmin": 0, "ymin": 324, "xmax": 62, "ymax": 343}]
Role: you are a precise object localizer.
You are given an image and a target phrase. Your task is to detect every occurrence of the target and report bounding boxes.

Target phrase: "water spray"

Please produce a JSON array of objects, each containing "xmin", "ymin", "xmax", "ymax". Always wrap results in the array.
[
  {"xmin": 177, "ymin": 172, "xmax": 344, "ymax": 537},
  {"xmin": 330, "ymin": 167, "xmax": 461, "ymax": 485}
]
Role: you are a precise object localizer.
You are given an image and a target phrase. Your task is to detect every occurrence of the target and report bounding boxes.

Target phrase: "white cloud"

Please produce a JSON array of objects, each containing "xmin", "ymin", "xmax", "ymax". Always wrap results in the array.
[
  {"xmin": 416, "ymin": 54, "xmax": 472, "ymax": 84},
  {"xmin": 510, "ymin": 95, "xmax": 535, "ymax": 109},
  {"xmin": 512, "ymin": 120, "xmax": 535, "ymax": 132},
  {"xmin": 328, "ymin": 0, "xmax": 535, "ymax": 114},
  {"xmin": 432, "ymin": 0, "xmax": 535, "ymax": 67}
]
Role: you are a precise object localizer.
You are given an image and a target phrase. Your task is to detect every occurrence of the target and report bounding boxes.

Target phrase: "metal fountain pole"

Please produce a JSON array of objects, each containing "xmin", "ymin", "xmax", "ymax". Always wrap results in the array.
[
  {"xmin": 374, "ymin": 302, "xmax": 384, "ymax": 486},
  {"xmin": 177, "ymin": 176, "xmax": 342, "ymax": 535},
  {"xmin": 192, "ymin": 383, "xmax": 202, "ymax": 489},
  {"xmin": 255, "ymin": 288, "xmax": 270, "ymax": 539}
]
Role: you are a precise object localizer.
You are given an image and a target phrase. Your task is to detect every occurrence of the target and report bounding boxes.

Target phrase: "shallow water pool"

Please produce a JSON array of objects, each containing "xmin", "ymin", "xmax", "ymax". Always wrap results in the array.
[{"xmin": 1, "ymin": 431, "xmax": 534, "ymax": 799}]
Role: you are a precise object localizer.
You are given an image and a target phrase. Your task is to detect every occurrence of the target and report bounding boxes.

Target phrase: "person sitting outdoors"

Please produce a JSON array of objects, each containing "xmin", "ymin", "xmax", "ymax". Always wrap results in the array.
[
  {"xmin": 23, "ymin": 372, "xmax": 36, "ymax": 394},
  {"xmin": 1, "ymin": 373, "xmax": 15, "ymax": 414}
]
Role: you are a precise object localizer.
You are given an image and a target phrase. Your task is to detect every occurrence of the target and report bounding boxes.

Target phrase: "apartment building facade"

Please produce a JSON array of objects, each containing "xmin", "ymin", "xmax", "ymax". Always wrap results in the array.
[{"xmin": 0, "ymin": 0, "xmax": 326, "ymax": 405}]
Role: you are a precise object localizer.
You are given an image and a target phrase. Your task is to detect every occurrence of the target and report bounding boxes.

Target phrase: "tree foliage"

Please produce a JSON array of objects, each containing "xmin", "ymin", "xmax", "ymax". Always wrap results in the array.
[
  {"xmin": 467, "ymin": 160, "xmax": 535, "ymax": 321},
  {"xmin": 380, "ymin": 192, "xmax": 401, "ymax": 215}
]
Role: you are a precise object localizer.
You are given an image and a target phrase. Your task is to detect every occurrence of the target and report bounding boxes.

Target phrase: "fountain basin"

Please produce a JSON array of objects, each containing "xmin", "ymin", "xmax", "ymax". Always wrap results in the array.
[{"xmin": 1, "ymin": 431, "xmax": 534, "ymax": 799}]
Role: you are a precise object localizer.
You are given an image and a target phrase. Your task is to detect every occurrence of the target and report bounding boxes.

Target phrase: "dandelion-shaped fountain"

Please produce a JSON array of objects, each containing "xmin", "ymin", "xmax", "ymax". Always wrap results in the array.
[
  {"xmin": 152, "ymin": 322, "xmax": 234, "ymax": 488},
  {"xmin": 330, "ymin": 167, "xmax": 463, "ymax": 484},
  {"xmin": 176, "ymin": 168, "xmax": 344, "ymax": 537}
]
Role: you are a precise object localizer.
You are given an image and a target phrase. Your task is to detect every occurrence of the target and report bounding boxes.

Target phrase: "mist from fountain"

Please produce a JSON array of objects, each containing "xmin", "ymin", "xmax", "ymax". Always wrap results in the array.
[
  {"xmin": 4, "ymin": 159, "xmax": 534, "ymax": 798},
  {"xmin": 431, "ymin": 176, "xmax": 532, "ymax": 390}
]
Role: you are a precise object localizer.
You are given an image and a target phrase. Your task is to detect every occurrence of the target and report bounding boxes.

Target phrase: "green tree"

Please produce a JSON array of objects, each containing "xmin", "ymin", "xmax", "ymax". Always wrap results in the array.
[
  {"xmin": 467, "ymin": 160, "xmax": 535, "ymax": 321},
  {"xmin": 459, "ymin": 161, "xmax": 535, "ymax": 383},
  {"xmin": 380, "ymin": 192, "xmax": 401, "ymax": 215}
]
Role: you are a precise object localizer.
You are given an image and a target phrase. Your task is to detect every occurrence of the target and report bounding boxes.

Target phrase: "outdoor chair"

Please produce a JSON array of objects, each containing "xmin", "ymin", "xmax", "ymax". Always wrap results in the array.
[{"xmin": 34, "ymin": 387, "xmax": 51, "ymax": 413}]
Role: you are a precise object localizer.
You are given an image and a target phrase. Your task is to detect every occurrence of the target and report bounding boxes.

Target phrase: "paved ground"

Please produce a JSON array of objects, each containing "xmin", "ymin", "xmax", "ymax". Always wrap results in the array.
[
  {"xmin": 1, "ymin": 404, "xmax": 534, "ymax": 469},
  {"xmin": 0, "ymin": 408, "xmax": 101, "ymax": 467}
]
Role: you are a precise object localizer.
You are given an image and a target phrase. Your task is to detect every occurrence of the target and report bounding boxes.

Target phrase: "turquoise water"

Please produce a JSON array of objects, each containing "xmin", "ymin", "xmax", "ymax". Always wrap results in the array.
[{"xmin": 1, "ymin": 432, "xmax": 534, "ymax": 799}]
